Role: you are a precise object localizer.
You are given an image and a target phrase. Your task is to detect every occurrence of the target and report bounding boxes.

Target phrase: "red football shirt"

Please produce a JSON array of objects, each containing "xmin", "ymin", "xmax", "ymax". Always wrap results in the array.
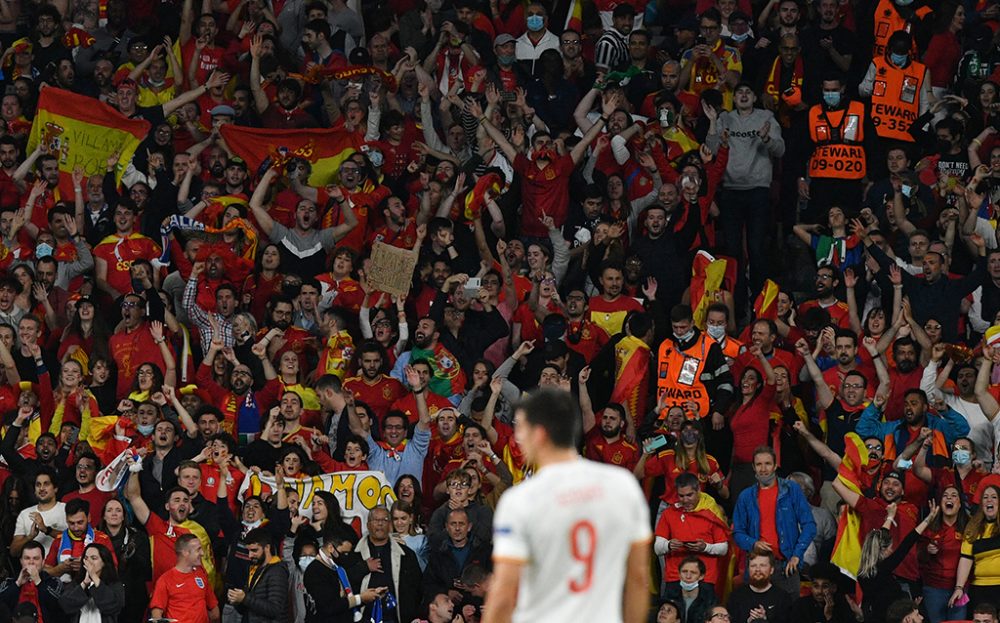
[{"xmin": 150, "ymin": 566, "xmax": 218, "ymax": 623}]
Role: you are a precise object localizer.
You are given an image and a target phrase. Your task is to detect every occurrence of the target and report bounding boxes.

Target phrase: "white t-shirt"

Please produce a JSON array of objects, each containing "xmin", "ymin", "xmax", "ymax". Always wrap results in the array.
[
  {"xmin": 492, "ymin": 458, "xmax": 651, "ymax": 623},
  {"xmin": 14, "ymin": 502, "xmax": 67, "ymax": 552}
]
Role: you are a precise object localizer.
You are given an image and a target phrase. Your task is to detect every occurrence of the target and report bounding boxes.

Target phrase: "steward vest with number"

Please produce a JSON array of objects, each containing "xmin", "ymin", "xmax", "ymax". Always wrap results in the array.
[
  {"xmin": 656, "ymin": 333, "xmax": 714, "ymax": 418},
  {"xmin": 872, "ymin": 0, "xmax": 933, "ymax": 57},
  {"xmin": 808, "ymin": 100, "xmax": 867, "ymax": 180},
  {"xmin": 870, "ymin": 56, "xmax": 925, "ymax": 142}
]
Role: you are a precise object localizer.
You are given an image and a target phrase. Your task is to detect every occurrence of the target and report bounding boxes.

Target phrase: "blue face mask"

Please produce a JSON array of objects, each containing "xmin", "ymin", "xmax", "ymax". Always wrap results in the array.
[
  {"xmin": 526, "ymin": 15, "xmax": 544, "ymax": 32},
  {"xmin": 35, "ymin": 243, "xmax": 53, "ymax": 258},
  {"xmin": 730, "ymin": 32, "xmax": 749, "ymax": 42},
  {"xmin": 822, "ymin": 91, "xmax": 842, "ymax": 107},
  {"xmin": 498, "ymin": 54, "xmax": 516, "ymax": 66},
  {"xmin": 952, "ymin": 449, "xmax": 971, "ymax": 466},
  {"xmin": 895, "ymin": 0, "xmax": 912, "ymax": 5},
  {"xmin": 890, "ymin": 52, "xmax": 909, "ymax": 66},
  {"xmin": 680, "ymin": 580, "xmax": 699, "ymax": 591},
  {"xmin": 137, "ymin": 423, "xmax": 155, "ymax": 436}
]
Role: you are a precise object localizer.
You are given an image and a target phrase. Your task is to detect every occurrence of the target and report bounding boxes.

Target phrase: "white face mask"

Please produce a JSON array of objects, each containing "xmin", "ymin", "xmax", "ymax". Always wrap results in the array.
[
  {"xmin": 297, "ymin": 555, "xmax": 315, "ymax": 572},
  {"xmin": 706, "ymin": 324, "xmax": 726, "ymax": 340}
]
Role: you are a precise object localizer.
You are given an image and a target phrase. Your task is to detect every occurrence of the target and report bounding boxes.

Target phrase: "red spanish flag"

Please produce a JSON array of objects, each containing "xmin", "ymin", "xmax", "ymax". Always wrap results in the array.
[
  {"xmin": 219, "ymin": 125, "xmax": 362, "ymax": 186},
  {"xmin": 611, "ymin": 334, "xmax": 650, "ymax": 425},
  {"xmin": 753, "ymin": 279, "xmax": 781, "ymax": 320},
  {"xmin": 28, "ymin": 87, "xmax": 150, "ymax": 198},
  {"xmin": 831, "ymin": 432, "xmax": 868, "ymax": 579},
  {"xmin": 564, "ymin": 0, "xmax": 582, "ymax": 32},
  {"xmin": 689, "ymin": 250, "xmax": 730, "ymax": 330}
]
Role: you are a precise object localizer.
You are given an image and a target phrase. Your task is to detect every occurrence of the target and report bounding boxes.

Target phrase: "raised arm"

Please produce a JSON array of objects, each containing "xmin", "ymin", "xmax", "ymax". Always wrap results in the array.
[
  {"xmin": 163, "ymin": 71, "xmax": 230, "ymax": 117},
  {"xmin": 791, "ymin": 420, "xmax": 842, "ymax": 469},
  {"xmin": 571, "ymin": 93, "xmax": 618, "ymax": 165},
  {"xmin": 248, "ymin": 34, "xmax": 270, "ymax": 114},
  {"xmin": 976, "ymin": 348, "xmax": 1000, "ymax": 420},
  {"xmin": 124, "ymin": 466, "xmax": 151, "ymax": 525},
  {"xmin": 249, "ymin": 168, "xmax": 278, "ymax": 237},
  {"xmin": 796, "ymin": 338, "xmax": 835, "ymax": 410}
]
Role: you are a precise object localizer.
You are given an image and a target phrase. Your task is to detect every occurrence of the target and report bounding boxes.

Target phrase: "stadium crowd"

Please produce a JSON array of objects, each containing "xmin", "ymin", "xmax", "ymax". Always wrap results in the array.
[{"xmin": 7, "ymin": 0, "xmax": 1000, "ymax": 622}]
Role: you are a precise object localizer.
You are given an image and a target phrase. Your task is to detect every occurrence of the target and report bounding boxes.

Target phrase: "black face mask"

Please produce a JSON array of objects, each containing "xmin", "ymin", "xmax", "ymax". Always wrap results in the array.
[{"xmin": 210, "ymin": 163, "xmax": 225, "ymax": 177}]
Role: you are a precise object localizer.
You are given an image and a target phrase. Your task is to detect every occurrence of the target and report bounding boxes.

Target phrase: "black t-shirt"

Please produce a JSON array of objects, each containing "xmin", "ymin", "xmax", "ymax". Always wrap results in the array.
[{"xmin": 727, "ymin": 584, "xmax": 795, "ymax": 623}]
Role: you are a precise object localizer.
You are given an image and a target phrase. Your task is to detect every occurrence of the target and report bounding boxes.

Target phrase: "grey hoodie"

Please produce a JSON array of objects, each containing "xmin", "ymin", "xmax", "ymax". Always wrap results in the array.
[{"xmin": 705, "ymin": 108, "xmax": 785, "ymax": 190}]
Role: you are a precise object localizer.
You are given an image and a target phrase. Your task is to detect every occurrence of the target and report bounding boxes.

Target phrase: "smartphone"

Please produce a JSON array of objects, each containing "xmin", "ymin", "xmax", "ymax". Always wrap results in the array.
[
  {"xmin": 643, "ymin": 434, "xmax": 669, "ymax": 454},
  {"xmin": 463, "ymin": 277, "xmax": 482, "ymax": 295},
  {"xmin": 696, "ymin": 35, "xmax": 707, "ymax": 45},
  {"xmin": 501, "ymin": 90, "xmax": 517, "ymax": 102}
]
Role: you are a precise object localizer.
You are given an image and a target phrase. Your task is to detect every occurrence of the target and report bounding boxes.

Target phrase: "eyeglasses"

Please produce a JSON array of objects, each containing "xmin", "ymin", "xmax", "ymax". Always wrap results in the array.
[
  {"xmin": 448, "ymin": 483, "xmax": 470, "ymax": 489},
  {"xmin": 843, "ymin": 383, "xmax": 864, "ymax": 390},
  {"xmin": 121, "ymin": 301, "xmax": 140, "ymax": 309},
  {"xmin": 864, "ymin": 444, "xmax": 883, "ymax": 451},
  {"xmin": 561, "ymin": 39, "xmax": 580, "ymax": 45},
  {"xmin": 815, "ymin": 274, "xmax": 833, "ymax": 281},
  {"xmin": 384, "ymin": 424, "xmax": 406, "ymax": 430}
]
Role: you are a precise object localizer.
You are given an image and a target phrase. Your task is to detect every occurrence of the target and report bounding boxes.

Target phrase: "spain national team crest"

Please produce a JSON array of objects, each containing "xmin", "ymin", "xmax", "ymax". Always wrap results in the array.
[{"xmin": 382, "ymin": 385, "xmax": 393, "ymax": 399}]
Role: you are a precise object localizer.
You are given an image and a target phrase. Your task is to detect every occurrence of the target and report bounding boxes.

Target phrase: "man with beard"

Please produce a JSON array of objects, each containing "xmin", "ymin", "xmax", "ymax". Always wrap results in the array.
[
  {"xmin": 589, "ymin": 263, "xmax": 645, "ymax": 337},
  {"xmin": 563, "ymin": 288, "xmax": 609, "ymax": 364},
  {"xmin": 198, "ymin": 332, "xmax": 281, "ymax": 439},
  {"xmin": 79, "ymin": 56, "xmax": 116, "ymax": 101},
  {"xmin": 344, "ymin": 342, "xmax": 406, "ymax": 420},
  {"xmin": 428, "ymin": 274, "xmax": 509, "ymax": 374},
  {"xmin": 581, "ymin": 400, "xmax": 639, "ymax": 470},
  {"xmin": 631, "ymin": 203, "xmax": 686, "ymax": 310},
  {"xmin": 0, "ymin": 410, "xmax": 66, "ymax": 498},
  {"xmin": 43, "ymin": 204, "xmax": 93, "ymax": 291},
  {"xmin": 834, "ymin": 469, "xmax": 921, "ymax": 591},
  {"xmin": 221, "ymin": 157, "xmax": 250, "ymax": 197},
  {"xmin": 594, "ymin": 3, "xmax": 634, "ymax": 72},
  {"xmin": 728, "ymin": 551, "xmax": 798, "ymax": 623},
  {"xmin": 43, "ymin": 498, "xmax": 115, "ymax": 580},
  {"xmin": 883, "ymin": 337, "xmax": 924, "ymax": 421},
  {"xmin": 260, "ymin": 294, "xmax": 318, "ymax": 367},
  {"xmin": 858, "ymin": 389, "xmax": 970, "ymax": 508},
  {"xmin": 732, "ymin": 447, "xmax": 815, "ymax": 595},
  {"xmin": 369, "ymin": 195, "xmax": 418, "ymax": 250},
  {"xmin": 10, "ymin": 467, "xmax": 67, "ymax": 556},
  {"xmin": 391, "ymin": 318, "xmax": 467, "ymax": 404},
  {"xmin": 127, "ymin": 469, "xmax": 218, "ymax": 583},
  {"xmin": 819, "ymin": 329, "xmax": 877, "ymax": 398},
  {"xmin": 184, "ymin": 258, "xmax": 237, "ymax": 351},
  {"xmin": 225, "ymin": 528, "xmax": 289, "ymax": 623},
  {"xmin": 925, "ymin": 349, "xmax": 993, "ymax": 466},
  {"xmin": 12, "ymin": 148, "xmax": 60, "ymax": 232},
  {"xmin": 0, "ymin": 137, "xmax": 20, "ymax": 208},
  {"xmin": 30, "ymin": 7, "xmax": 68, "ymax": 73},
  {"xmin": 797, "ymin": 264, "xmax": 851, "ymax": 329},
  {"xmin": 251, "ymin": 167, "xmax": 357, "ymax": 278},
  {"xmin": 60, "ymin": 453, "xmax": 113, "ymax": 524}
]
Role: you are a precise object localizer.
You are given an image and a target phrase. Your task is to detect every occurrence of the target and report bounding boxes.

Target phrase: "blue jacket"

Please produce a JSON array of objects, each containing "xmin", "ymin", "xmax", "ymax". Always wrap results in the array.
[
  {"xmin": 733, "ymin": 478, "xmax": 816, "ymax": 561},
  {"xmin": 855, "ymin": 401, "xmax": 970, "ymax": 448}
]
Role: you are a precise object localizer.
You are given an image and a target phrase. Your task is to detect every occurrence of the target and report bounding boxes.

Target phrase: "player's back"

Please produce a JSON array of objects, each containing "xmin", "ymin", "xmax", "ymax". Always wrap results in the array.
[{"xmin": 492, "ymin": 458, "xmax": 651, "ymax": 623}]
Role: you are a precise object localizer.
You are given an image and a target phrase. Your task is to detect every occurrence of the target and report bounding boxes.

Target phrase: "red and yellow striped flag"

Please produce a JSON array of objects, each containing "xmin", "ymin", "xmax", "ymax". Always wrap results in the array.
[
  {"xmin": 831, "ymin": 432, "xmax": 868, "ymax": 579},
  {"xmin": 28, "ymin": 87, "xmax": 150, "ymax": 197},
  {"xmin": 611, "ymin": 334, "xmax": 650, "ymax": 424},
  {"xmin": 689, "ymin": 250, "xmax": 729, "ymax": 329},
  {"xmin": 753, "ymin": 279, "xmax": 781, "ymax": 320},
  {"xmin": 220, "ymin": 125, "xmax": 361, "ymax": 186},
  {"xmin": 564, "ymin": 0, "xmax": 582, "ymax": 31}
]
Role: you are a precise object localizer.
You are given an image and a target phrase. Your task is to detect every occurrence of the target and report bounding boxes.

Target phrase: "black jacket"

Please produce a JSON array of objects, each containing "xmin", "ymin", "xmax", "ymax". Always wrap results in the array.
[
  {"xmin": 422, "ymin": 536, "xmax": 492, "ymax": 602},
  {"xmin": 303, "ymin": 559, "xmax": 363, "ymax": 623},
  {"xmin": 235, "ymin": 561, "xmax": 290, "ymax": 623},
  {"xmin": 58, "ymin": 580, "xmax": 125, "ymax": 623},
  {"xmin": 0, "ymin": 573, "xmax": 65, "ymax": 623},
  {"xmin": 663, "ymin": 582, "xmax": 716, "ymax": 623}
]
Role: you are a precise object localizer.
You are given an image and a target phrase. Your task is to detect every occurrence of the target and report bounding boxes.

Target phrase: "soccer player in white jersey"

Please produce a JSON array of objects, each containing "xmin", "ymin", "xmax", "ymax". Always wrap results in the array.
[{"xmin": 482, "ymin": 388, "xmax": 652, "ymax": 623}]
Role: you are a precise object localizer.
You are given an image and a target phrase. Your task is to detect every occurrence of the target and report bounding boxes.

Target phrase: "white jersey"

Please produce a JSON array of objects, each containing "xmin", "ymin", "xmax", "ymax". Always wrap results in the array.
[{"xmin": 492, "ymin": 458, "xmax": 651, "ymax": 623}]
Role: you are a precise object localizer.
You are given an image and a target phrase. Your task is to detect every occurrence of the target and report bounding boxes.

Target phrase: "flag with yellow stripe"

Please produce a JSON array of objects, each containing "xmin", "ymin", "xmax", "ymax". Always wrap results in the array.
[
  {"xmin": 831, "ymin": 432, "xmax": 868, "ymax": 579},
  {"xmin": 28, "ymin": 87, "xmax": 150, "ymax": 197},
  {"xmin": 753, "ymin": 279, "xmax": 781, "ymax": 320},
  {"xmin": 220, "ymin": 125, "xmax": 361, "ymax": 186}
]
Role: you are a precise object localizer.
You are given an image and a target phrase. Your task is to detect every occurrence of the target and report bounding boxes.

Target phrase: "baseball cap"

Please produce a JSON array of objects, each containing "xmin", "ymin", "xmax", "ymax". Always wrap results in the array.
[
  {"xmin": 210, "ymin": 104, "xmax": 236, "ymax": 117},
  {"xmin": 226, "ymin": 156, "xmax": 248, "ymax": 170},
  {"xmin": 494, "ymin": 33, "xmax": 516, "ymax": 47},
  {"xmin": 884, "ymin": 470, "xmax": 906, "ymax": 484},
  {"xmin": 349, "ymin": 47, "xmax": 371, "ymax": 66}
]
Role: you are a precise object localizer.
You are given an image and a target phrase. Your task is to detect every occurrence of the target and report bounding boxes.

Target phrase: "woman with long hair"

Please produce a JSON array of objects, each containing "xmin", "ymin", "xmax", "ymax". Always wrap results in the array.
[
  {"xmin": 58, "ymin": 543, "xmax": 125, "ymax": 623},
  {"xmin": 954, "ymin": 485, "xmax": 1000, "ymax": 610},
  {"xmin": 728, "ymin": 346, "xmax": 777, "ymax": 498},
  {"xmin": 99, "ymin": 498, "xmax": 150, "ymax": 623},
  {"xmin": 391, "ymin": 499, "xmax": 428, "ymax": 570},
  {"xmin": 58, "ymin": 296, "xmax": 111, "ymax": 362},
  {"xmin": 0, "ymin": 475, "xmax": 28, "ymax": 577},
  {"xmin": 859, "ymin": 500, "xmax": 939, "ymax": 623},
  {"xmin": 125, "ymin": 321, "xmax": 176, "ymax": 401},
  {"xmin": 51, "ymin": 359, "xmax": 100, "ymax": 440},
  {"xmin": 394, "ymin": 474, "xmax": 424, "ymax": 526},
  {"xmin": 297, "ymin": 490, "xmax": 358, "ymax": 547},
  {"xmin": 87, "ymin": 357, "xmax": 118, "ymax": 415},
  {"xmin": 241, "ymin": 243, "xmax": 283, "ymax": 326},
  {"xmin": 921, "ymin": 486, "xmax": 971, "ymax": 622},
  {"xmin": 634, "ymin": 419, "xmax": 727, "ymax": 519}
]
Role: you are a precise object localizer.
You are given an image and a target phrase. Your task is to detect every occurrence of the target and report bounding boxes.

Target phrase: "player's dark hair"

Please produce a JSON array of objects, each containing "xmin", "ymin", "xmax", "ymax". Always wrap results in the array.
[{"xmin": 515, "ymin": 388, "xmax": 581, "ymax": 448}]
